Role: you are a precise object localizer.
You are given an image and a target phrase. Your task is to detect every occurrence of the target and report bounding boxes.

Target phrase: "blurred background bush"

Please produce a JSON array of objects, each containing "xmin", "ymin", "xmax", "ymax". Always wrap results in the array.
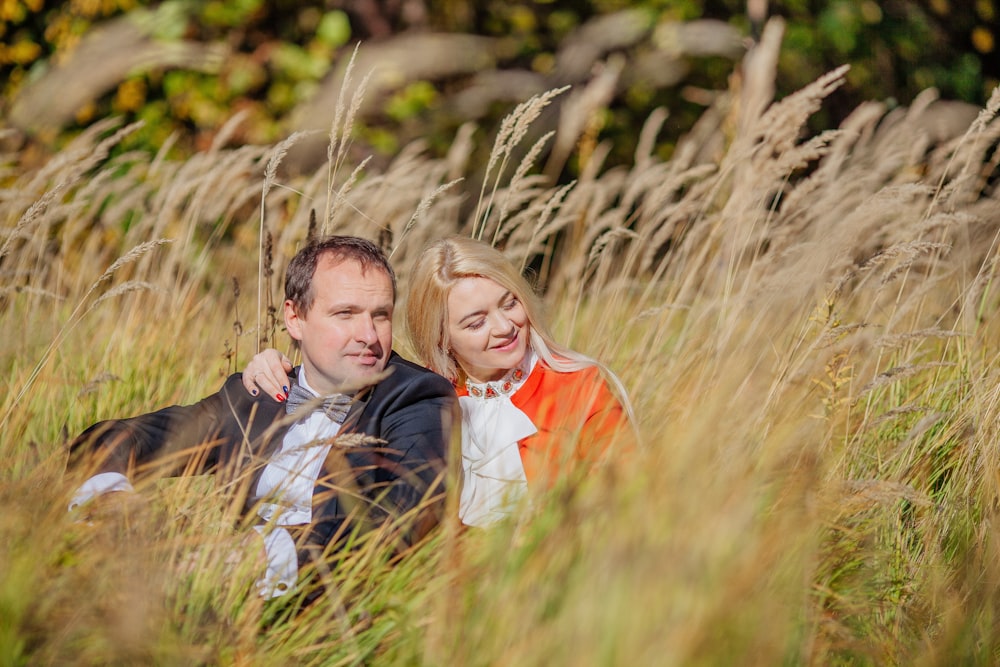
[{"xmin": 2, "ymin": 0, "xmax": 997, "ymax": 176}]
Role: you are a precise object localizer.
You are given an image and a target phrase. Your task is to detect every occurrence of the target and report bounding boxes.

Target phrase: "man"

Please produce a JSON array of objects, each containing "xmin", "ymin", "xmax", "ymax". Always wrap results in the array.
[{"xmin": 68, "ymin": 236, "xmax": 457, "ymax": 598}]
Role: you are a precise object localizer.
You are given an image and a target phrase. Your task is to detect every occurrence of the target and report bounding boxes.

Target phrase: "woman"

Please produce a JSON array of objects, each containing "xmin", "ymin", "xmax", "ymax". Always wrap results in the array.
[{"xmin": 244, "ymin": 236, "xmax": 633, "ymax": 527}]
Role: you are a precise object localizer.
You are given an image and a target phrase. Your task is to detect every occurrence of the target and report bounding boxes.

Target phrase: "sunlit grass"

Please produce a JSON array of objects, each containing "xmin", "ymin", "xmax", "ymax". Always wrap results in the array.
[{"xmin": 3, "ymin": 25, "xmax": 1000, "ymax": 664}]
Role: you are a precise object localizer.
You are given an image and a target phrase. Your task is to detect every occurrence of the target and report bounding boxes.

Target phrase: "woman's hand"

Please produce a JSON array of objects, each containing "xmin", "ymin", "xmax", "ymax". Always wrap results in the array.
[{"xmin": 242, "ymin": 349, "xmax": 293, "ymax": 401}]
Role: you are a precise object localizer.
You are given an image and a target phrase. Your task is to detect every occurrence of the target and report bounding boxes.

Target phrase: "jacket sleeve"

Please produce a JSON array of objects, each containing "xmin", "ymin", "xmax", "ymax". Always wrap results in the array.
[{"xmin": 66, "ymin": 375, "xmax": 251, "ymax": 481}]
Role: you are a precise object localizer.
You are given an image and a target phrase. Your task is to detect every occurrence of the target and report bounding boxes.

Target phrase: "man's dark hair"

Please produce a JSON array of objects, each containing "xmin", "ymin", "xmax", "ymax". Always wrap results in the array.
[{"xmin": 285, "ymin": 236, "xmax": 397, "ymax": 314}]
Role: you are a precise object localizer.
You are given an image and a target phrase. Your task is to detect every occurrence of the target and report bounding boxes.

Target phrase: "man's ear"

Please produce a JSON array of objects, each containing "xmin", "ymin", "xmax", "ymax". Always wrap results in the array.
[{"xmin": 284, "ymin": 300, "xmax": 304, "ymax": 342}]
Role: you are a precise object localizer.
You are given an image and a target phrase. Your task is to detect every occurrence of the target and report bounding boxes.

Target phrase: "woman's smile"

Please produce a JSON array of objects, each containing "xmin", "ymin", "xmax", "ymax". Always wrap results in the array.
[{"xmin": 447, "ymin": 276, "xmax": 530, "ymax": 383}]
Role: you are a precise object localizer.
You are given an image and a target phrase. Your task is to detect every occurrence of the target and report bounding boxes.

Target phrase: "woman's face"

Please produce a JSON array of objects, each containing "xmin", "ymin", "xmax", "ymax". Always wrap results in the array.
[{"xmin": 447, "ymin": 276, "xmax": 530, "ymax": 383}]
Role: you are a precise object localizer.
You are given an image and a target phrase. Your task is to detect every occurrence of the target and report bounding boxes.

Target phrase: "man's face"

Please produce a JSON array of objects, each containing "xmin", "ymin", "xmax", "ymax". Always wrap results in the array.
[{"xmin": 285, "ymin": 256, "xmax": 394, "ymax": 395}]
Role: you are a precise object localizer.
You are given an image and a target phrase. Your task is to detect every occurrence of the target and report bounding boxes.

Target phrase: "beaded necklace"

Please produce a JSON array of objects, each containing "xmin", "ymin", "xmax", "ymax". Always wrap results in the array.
[{"xmin": 464, "ymin": 350, "xmax": 535, "ymax": 399}]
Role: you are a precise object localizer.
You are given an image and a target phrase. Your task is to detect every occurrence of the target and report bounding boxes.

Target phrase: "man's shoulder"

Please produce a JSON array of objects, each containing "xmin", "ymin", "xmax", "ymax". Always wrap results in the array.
[
  {"xmin": 217, "ymin": 372, "xmax": 286, "ymax": 417},
  {"xmin": 219, "ymin": 372, "xmax": 251, "ymax": 398},
  {"xmin": 383, "ymin": 352, "xmax": 455, "ymax": 395},
  {"xmin": 385, "ymin": 352, "xmax": 444, "ymax": 380},
  {"xmin": 386, "ymin": 352, "xmax": 436, "ymax": 375}
]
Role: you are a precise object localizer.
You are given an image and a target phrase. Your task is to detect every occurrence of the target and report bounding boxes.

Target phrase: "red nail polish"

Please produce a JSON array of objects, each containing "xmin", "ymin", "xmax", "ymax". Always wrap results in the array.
[{"xmin": 276, "ymin": 393, "xmax": 285, "ymax": 402}]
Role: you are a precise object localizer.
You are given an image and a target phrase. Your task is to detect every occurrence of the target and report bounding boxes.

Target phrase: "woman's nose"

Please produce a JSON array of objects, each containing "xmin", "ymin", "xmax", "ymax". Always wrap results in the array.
[{"xmin": 488, "ymin": 311, "xmax": 514, "ymax": 335}]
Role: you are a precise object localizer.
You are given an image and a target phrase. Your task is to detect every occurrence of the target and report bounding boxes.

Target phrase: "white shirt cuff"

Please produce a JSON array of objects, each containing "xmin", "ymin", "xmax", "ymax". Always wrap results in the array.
[
  {"xmin": 253, "ymin": 525, "xmax": 299, "ymax": 598},
  {"xmin": 68, "ymin": 472, "xmax": 134, "ymax": 511}
]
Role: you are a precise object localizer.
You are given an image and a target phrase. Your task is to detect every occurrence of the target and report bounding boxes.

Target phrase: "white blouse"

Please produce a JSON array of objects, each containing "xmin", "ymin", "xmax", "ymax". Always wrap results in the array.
[{"xmin": 458, "ymin": 351, "xmax": 538, "ymax": 527}]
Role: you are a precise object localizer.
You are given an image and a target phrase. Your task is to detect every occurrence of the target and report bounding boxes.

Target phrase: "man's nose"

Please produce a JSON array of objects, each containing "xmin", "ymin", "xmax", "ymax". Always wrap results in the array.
[{"xmin": 356, "ymin": 315, "xmax": 379, "ymax": 343}]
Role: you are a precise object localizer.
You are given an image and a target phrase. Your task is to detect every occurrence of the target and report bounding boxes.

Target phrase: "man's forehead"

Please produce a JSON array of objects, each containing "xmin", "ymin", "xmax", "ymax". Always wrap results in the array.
[
  {"xmin": 317, "ymin": 255, "xmax": 390, "ymax": 279},
  {"xmin": 315, "ymin": 256, "xmax": 394, "ymax": 296}
]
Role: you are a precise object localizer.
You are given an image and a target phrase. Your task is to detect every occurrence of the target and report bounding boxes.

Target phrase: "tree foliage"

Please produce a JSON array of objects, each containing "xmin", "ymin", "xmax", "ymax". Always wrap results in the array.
[{"xmin": 0, "ymin": 0, "xmax": 997, "ymax": 170}]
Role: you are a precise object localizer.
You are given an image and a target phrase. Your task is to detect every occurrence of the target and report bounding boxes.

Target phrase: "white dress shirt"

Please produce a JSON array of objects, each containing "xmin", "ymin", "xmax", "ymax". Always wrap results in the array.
[{"xmin": 251, "ymin": 368, "xmax": 340, "ymax": 597}]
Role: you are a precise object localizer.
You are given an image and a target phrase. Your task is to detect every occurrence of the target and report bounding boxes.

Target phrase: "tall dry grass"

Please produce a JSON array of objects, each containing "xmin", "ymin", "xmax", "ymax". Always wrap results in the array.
[{"xmin": 3, "ymin": 19, "xmax": 1000, "ymax": 665}]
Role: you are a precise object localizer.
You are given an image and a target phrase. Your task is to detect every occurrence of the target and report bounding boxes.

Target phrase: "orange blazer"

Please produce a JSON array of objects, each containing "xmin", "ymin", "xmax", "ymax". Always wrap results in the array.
[{"xmin": 457, "ymin": 361, "xmax": 627, "ymax": 485}]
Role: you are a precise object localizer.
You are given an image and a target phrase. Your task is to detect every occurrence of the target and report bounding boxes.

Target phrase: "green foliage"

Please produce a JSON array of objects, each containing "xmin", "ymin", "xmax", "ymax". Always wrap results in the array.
[
  {"xmin": 2, "ymin": 0, "xmax": 996, "ymax": 169},
  {"xmin": 200, "ymin": 0, "xmax": 263, "ymax": 27},
  {"xmin": 386, "ymin": 81, "xmax": 438, "ymax": 122},
  {"xmin": 775, "ymin": 0, "xmax": 995, "ymax": 125},
  {"xmin": 316, "ymin": 10, "xmax": 351, "ymax": 48},
  {"xmin": 1, "ymin": 0, "xmax": 351, "ymax": 153}
]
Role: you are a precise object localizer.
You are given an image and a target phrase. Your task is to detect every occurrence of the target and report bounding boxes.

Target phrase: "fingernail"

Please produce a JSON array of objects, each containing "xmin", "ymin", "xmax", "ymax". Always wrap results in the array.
[
  {"xmin": 251, "ymin": 389, "xmax": 258, "ymax": 396},
  {"xmin": 276, "ymin": 393, "xmax": 285, "ymax": 402},
  {"xmin": 282, "ymin": 386, "xmax": 289, "ymax": 394}
]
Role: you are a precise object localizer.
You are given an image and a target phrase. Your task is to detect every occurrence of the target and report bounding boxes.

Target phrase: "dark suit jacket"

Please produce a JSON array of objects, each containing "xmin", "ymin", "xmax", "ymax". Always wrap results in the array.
[{"xmin": 68, "ymin": 352, "xmax": 457, "ymax": 566}]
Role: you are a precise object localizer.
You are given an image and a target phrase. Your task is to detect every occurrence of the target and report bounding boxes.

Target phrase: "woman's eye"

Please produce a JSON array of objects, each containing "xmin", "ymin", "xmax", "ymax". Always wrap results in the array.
[
  {"xmin": 467, "ymin": 320, "xmax": 484, "ymax": 330},
  {"xmin": 502, "ymin": 298, "xmax": 518, "ymax": 310}
]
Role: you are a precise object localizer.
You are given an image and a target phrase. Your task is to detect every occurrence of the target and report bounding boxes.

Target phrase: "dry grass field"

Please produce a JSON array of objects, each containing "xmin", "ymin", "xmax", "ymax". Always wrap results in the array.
[{"xmin": 3, "ymin": 26, "xmax": 1000, "ymax": 665}]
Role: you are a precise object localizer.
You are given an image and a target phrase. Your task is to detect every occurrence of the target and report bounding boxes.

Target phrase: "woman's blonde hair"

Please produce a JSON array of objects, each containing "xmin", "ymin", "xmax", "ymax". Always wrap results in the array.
[{"xmin": 405, "ymin": 236, "xmax": 633, "ymax": 417}]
